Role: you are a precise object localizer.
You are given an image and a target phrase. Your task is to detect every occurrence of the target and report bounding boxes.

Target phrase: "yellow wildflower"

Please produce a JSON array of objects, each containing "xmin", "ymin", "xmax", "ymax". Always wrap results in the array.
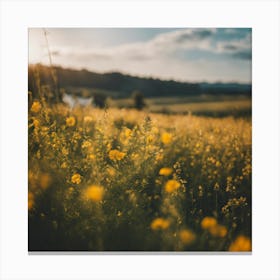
[
  {"xmin": 87, "ymin": 153, "xmax": 95, "ymax": 160},
  {"xmin": 41, "ymin": 126, "xmax": 48, "ymax": 132},
  {"xmin": 150, "ymin": 218, "xmax": 170, "ymax": 230},
  {"xmin": 124, "ymin": 128, "xmax": 132, "ymax": 138},
  {"xmin": 71, "ymin": 173, "xmax": 81, "ymax": 184},
  {"xmin": 165, "ymin": 179, "xmax": 180, "ymax": 193},
  {"xmin": 30, "ymin": 101, "xmax": 41, "ymax": 113},
  {"xmin": 82, "ymin": 140, "xmax": 92, "ymax": 149},
  {"xmin": 229, "ymin": 235, "xmax": 252, "ymax": 251},
  {"xmin": 109, "ymin": 149, "xmax": 126, "ymax": 161},
  {"xmin": 155, "ymin": 153, "xmax": 163, "ymax": 161},
  {"xmin": 33, "ymin": 119, "xmax": 40, "ymax": 128},
  {"xmin": 82, "ymin": 140, "xmax": 94, "ymax": 153},
  {"xmin": 151, "ymin": 127, "xmax": 159, "ymax": 134},
  {"xmin": 62, "ymin": 147, "xmax": 69, "ymax": 156},
  {"xmin": 84, "ymin": 185, "xmax": 104, "ymax": 202},
  {"xmin": 28, "ymin": 192, "xmax": 34, "ymax": 210},
  {"xmin": 66, "ymin": 116, "xmax": 76, "ymax": 127},
  {"xmin": 147, "ymin": 135, "xmax": 154, "ymax": 143},
  {"xmin": 159, "ymin": 167, "xmax": 173, "ymax": 176},
  {"xmin": 107, "ymin": 167, "xmax": 116, "ymax": 176},
  {"xmin": 106, "ymin": 143, "xmax": 112, "ymax": 151},
  {"xmin": 39, "ymin": 173, "xmax": 51, "ymax": 190},
  {"xmin": 208, "ymin": 224, "xmax": 228, "ymax": 238},
  {"xmin": 161, "ymin": 132, "xmax": 172, "ymax": 144},
  {"xmin": 61, "ymin": 162, "xmax": 67, "ymax": 169},
  {"xmin": 179, "ymin": 229, "xmax": 196, "ymax": 245},
  {"xmin": 68, "ymin": 187, "xmax": 74, "ymax": 193},
  {"xmin": 120, "ymin": 128, "xmax": 132, "ymax": 144},
  {"xmin": 215, "ymin": 161, "xmax": 221, "ymax": 167},
  {"xmin": 73, "ymin": 132, "xmax": 81, "ymax": 140},
  {"xmin": 201, "ymin": 217, "xmax": 217, "ymax": 229},
  {"xmin": 131, "ymin": 153, "xmax": 139, "ymax": 160},
  {"xmin": 84, "ymin": 116, "xmax": 93, "ymax": 123}
]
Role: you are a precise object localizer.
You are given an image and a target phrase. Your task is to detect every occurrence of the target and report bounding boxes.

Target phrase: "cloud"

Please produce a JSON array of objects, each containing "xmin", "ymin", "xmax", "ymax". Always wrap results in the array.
[
  {"xmin": 216, "ymin": 33, "xmax": 251, "ymax": 60},
  {"xmin": 174, "ymin": 29, "xmax": 214, "ymax": 43},
  {"xmin": 222, "ymin": 44, "xmax": 239, "ymax": 51},
  {"xmin": 40, "ymin": 28, "xmax": 251, "ymax": 82},
  {"xmin": 56, "ymin": 28, "xmax": 218, "ymax": 63},
  {"xmin": 232, "ymin": 51, "xmax": 252, "ymax": 60},
  {"xmin": 59, "ymin": 28, "xmax": 251, "ymax": 62},
  {"xmin": 148, "ymin": 28, "xmax": 216, "ymax": 53}
]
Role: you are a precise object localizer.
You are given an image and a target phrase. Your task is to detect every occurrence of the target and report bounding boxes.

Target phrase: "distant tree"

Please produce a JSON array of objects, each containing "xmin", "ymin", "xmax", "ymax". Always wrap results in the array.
[
  {"xmin": 93, "ymin": 92, "xmax": 107, "ymax": 108},
  {"xmin": 132, "ymin": 90, "xmax": 146, "ymax": 110}
]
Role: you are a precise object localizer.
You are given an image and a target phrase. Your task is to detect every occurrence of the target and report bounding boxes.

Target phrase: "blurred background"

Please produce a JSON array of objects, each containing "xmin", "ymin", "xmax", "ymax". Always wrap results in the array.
[{"xmin": 28, "ymin": 28, "xmax": 252, "ymax": 117}]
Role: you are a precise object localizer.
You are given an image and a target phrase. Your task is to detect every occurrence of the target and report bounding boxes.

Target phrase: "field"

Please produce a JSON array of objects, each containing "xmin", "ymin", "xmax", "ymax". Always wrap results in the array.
[
  {"xmin": 65, "ymin": 86, "xmax": 251, "ymax": 117},
  {"xmin": 28, "ymin": 97, "xmax": 252, "ymax": 251},
  {"xmin": 111, "ymin": 96, "xmax": 251, "ymax": 117}
]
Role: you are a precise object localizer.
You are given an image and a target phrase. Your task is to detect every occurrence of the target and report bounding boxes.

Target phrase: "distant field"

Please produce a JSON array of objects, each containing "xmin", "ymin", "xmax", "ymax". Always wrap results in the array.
[
  {"xmin": 64, "ymin": 86, "xmax": 251, "ymax": 117},
  {"xmin": 109, "ymin": 97, "xmax": 252, "ymax": 117}
]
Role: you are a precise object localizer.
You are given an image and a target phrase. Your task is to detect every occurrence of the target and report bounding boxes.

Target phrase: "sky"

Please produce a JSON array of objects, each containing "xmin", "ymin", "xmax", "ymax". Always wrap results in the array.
[{"xmin": 29, "ymin": 28, "xmax": 251, "ymax": 83}]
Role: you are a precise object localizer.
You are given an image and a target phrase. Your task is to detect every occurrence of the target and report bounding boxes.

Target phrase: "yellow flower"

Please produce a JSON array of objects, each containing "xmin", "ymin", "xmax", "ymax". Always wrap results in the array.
[
  {"xmin": 68, "ymin": 187, "xmax": 74, "ymax": 193},
  {"xmin": 39, "ymin": 173, "xmax": 51, "ymax": 190},
  {"xmin": 124, "ymin": 128, "xmax": 132, "ymax": 138},
  {"xmin": 30, "ymin": 101, "xmax": 42, "ymax": 113},
  {"xmin": 87, "ymin": 153, "xmax": 95, "ymax": 160},
  {"xmin": 201, "ymin": 217, "xmax": 217, "ymax": 229},
  {"xmin": 151, "ymin": 127, "xmax": 159, "ymax": 134},
  {"xmin": 179, "ymin": 229, "xmax": 196, "ymax": 245},
  {"xmin": 229, "ymin": 235, "xmax": 252, "ymax": 251},
  {"xmin": 84, "ymin": 185, "xmax": 104, "ymax": 202},
  {"xmin": 155, "ymin": 153, "xmax": 163, "ymax": 161},
  {"xmin": 84, "ymin": 116, "xmax": 93, "ymax": 123},
  {"xmin": 159, "ymin": 167, "xmax": 173, "ymax": 176},
  {"xmin": 150, "ymin": 218, "xmax": 170, "ymax": 230},
  {"xmin": 147, "ymin": 135, "xmax": 154, "ymax": 143},
  {"xmin": 208, "ymin": 224, "xmax": 228, "ymax": 238},
  {"xmin": 62, "ymin": 147, "xmax": 69, "ymax": 156},
  {"xmin": 109, "ymin": 149, "xmax": 126, "ymax": 161},
  {"xmin": 165, "ymin": 179, "xmax": 180, "ymax": 193},
  {"xmin": 106, "ymin": 143, "xmax": 112, "ymax": 151},
  {"xmin": 82, "ymin": 140, "xmax": 93, "ymax": 152},
  {"xmin": 73, "ymin": 132, "xmax": 81, "ymax": 140},
  {"xmin": 66, "ymin": 116, "xmax": 76, "ymax": 127},
  {"xmin": 61, "ymin": 162, "xmax": 67, "ymax": 169},
  {"xmin": 33, "ymin": 119, "xmax": 40, "ymax": 128},
  {"xmin": 28, "ymin": 192, "xmax": 34, "ymax": 210},
  {"xmin": 71, "ymin": 173, "xmax": 81, "ymax": 184},
  {"xmin": 107, "ymin": 167, "xmax": 116, "ymax": 176},
  {"xmin": 120, "ymin": 128, "xmax": 132, "ymax": 144},
  {"xmin": 215, "ymin": 161, "xmax": 221, "ymax": 167},
  {"xmin": 161, "ymin": 132, "xmax": 172, "ymax": 144}
]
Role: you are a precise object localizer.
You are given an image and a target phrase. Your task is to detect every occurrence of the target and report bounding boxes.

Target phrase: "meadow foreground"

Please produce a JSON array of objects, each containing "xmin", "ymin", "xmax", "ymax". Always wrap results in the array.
[{"xmin": 28, "ymin": 101, "xmax": 251, "ymax": 251}]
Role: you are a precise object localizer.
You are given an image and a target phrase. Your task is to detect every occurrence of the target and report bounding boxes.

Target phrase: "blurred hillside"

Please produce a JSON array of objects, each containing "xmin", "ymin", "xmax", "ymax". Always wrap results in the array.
[{"xmin": 28, "ymin": 64, "xmax": 251, "ymax": 100}]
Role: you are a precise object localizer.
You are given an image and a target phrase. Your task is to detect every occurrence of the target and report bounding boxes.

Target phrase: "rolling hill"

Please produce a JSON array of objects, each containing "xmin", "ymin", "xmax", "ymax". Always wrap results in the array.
[{"xmin": 28, "ymin": 64, "xmax": 251, "ymax": 100}]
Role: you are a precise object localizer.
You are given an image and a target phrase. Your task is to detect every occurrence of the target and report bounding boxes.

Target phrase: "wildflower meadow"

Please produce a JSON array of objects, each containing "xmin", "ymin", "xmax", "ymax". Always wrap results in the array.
[{"xmin": 28, "ymin": 95, "xmax": 251, "ymax": 251}]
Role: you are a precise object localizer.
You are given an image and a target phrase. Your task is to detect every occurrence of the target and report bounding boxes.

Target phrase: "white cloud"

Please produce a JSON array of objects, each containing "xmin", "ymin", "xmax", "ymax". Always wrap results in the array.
[
  {"xmin": 216, "ymin": 33, "xmax": 252, "ymax": 59},
  {"xmin": 55, "ymin": 28, "xmax": 217, "ymax": 61},
  {"xmin": 55, "ymin": 28, "xmax": 251, "ymax": 64}
]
